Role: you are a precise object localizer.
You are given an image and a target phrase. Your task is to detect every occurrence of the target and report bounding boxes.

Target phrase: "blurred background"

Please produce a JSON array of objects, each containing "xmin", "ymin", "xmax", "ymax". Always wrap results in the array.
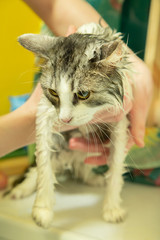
[{"xmin": 0, "ymin": 0, "xmax": 41, "ymax": 115}]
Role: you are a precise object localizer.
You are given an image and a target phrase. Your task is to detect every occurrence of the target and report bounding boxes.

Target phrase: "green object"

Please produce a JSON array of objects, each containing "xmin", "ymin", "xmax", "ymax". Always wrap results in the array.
[
  {"xmin": 0, "ymin": 148, "xmax": 28, "ymax": 160},
  {"xmin": 125, "ymin": 128, "xmax": 160, "ymax": 169},
  {"xmin": 120, "ymin": 0, "xmax": 151, "ymax": 59},
  {"xmin": 87, "ymin": 0, "xmax": 122, "ymax": 31},
  {"xmin": 27, "ymin": 144, "xmax": 36, "ymax": 164},
  {"xmin": 33, "ymin": 71, "xmax": 42, "ymax": 87},
  {"xmin": 124, "ymin": 168, "xmax": 160, "ymax": 186},
  {"xmin": 92, "ymin": 165, "xmax": 109, "ymax": 175}
]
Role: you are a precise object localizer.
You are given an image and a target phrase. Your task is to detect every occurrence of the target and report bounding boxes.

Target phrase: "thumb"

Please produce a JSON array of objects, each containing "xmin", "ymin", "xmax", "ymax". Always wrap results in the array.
[
  {"xmin": 129, "ymin": 104, "xmax": 145, "ymax": 147},
  {"xmin": 65, "ymin": 25, "xmax": 77, "ymax": 37}
]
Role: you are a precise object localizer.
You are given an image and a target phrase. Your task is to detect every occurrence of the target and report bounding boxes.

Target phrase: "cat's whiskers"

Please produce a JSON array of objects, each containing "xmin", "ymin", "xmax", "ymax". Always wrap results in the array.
[
  {"xmin": 91, "ymin": 122, "xmax": 109, "ymax": 163},
  {"xmin": 92, "ymin": 117, "xmax": 132, "ymax": 173},
  {"xmin": 92, "ymin": 122, "xmax": 109, "ymax": 147},
  {"xmin": 91, "ymin": 121, "xmax": 134, "ymax": 178},
  {"xmin": 93, "ymin": 122, "xmax": 114, "ymax": 155},
  {"xmin": 89, "ymin": 123, "xmax": 99, "ymax": 153},
  {"xmin": 84, "ymin": 123, "xmax": 92, "ymax": 159},
  {"xmin": 86, "ymin": 123, "xmax": 101, "ymax": 163},
  {"xmin": 17, "ymin": 67, "xmax": 39, "ymax": 82},
  {"xmin": 94, "ymin": 117, "xmax": 145, "ymax": 175},
  {"xmin": 92, "ymin": 117, "xmax": 115, "ymax": 147}
]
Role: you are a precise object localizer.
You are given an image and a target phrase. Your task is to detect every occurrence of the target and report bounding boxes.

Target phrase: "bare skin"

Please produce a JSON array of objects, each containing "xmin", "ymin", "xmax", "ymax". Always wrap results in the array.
[
  {"xmin": 23, "ymin": 0, "xmax": 108, "ymax": 36},
  {"xmin": 0, "ymin": 84, "xmax": 42, "ymax": 158}
]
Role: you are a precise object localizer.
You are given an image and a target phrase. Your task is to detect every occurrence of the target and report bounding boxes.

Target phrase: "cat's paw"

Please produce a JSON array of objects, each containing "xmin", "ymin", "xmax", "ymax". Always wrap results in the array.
[
  {"xmin": 10, "ymin": 186, "xmax": 33, "ymax": 199},
  {"xmin": 103, "ymin": 207, "xmax": 126, "ymax": 223},
  {"xmin": 32, "ymin": 206, "xmax": 53, "ymax": 229}
]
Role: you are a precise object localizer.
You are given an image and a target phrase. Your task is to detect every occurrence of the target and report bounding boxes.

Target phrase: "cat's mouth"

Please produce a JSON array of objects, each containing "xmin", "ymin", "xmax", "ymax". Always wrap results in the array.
[
  {"xmin": 59, "ymin": 117, "xmax": 73, "ymax": 124},
  {"xmin": 58, "ymin": 117, "xmax": 90, "ymax": 127}
]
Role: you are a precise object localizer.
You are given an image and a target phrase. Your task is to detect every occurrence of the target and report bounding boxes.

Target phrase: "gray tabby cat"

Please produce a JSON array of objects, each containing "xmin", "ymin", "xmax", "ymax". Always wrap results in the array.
[{"xmin": 10, "ymin": 23, "xmax": 133, "ymax": 228}]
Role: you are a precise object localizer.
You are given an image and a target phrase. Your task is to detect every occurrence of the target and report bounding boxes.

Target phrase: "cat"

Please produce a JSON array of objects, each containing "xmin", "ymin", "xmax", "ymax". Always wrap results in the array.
[{"xmin": 10, "ymin": 23, "xmax": 133, "ymax": 228}]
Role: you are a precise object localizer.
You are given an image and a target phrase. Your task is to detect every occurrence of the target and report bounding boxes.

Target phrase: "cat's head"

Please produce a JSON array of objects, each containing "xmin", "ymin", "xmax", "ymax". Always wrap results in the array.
[{"xmin": 18, "ymin": 31, "xmax": 127, "ymax": 126}]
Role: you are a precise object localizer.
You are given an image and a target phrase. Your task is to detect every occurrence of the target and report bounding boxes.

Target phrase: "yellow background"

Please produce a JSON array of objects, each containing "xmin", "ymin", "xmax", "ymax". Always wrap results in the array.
[{"xmin": 0, "ymin": 0, "xmax": 41, "ymax": 115}]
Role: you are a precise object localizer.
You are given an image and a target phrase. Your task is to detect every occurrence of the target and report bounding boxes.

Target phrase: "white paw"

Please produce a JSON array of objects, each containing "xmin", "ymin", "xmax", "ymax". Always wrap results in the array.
[
  {"xmin": 32, "ymin": 206, "xmax": 53, "ymax": 229},
  {"xmin": 103, "ymin": 207, "xmax": 126, "ymax": 223},
  {"xmin": 10, "ymin": 186, "xmax": 33, "ymax": 199}
]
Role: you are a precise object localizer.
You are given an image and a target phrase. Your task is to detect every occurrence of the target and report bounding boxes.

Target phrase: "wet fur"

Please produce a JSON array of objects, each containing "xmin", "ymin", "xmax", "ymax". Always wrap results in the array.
[{"xmin": 10, "ymin": 23, "xmax": 133, "ymax": 228}]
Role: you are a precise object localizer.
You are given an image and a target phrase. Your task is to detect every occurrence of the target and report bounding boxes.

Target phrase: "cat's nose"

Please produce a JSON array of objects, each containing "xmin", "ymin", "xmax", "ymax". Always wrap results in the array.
[{"xmin": 60, "ymin": 117, "xmax": 72, "ymax": 123}]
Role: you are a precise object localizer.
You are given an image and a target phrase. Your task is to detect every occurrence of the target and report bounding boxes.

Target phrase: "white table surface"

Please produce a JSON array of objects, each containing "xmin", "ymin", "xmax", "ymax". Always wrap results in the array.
[{"xmin": 0, "ymin": 180, "xmax": 160, "ymax": 240}]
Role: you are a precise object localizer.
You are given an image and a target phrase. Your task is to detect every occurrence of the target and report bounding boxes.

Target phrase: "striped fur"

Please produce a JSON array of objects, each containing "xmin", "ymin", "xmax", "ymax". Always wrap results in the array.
[{"xmin": 12, "ymin": 23, "xmax": 133, "ymax": 228}]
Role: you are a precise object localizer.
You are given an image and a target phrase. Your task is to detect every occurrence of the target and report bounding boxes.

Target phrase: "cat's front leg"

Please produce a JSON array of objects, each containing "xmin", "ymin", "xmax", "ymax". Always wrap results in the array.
[
  {"xmin": 103, "ymin": 117, "xmax": 129, "ymax": 223},
  {"xmin": 32, "ymin": 95, "xmax": 56, "ymax": 229},
  {"xmin": 10, "ymin": 167, "xmax": 37, "ymax": 199}
]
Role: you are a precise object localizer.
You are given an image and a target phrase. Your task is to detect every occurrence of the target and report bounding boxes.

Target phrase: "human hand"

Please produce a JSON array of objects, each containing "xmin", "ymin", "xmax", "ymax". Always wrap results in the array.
[
  {"xmin": 21, "ymin": 83, "xmax": 43, "ymax": 144},
  {"xmin": 128, "ymin": 53, "xmax": 153, "ymax": 147},
  {"xmin": 25, "ymin": 83, "xmax": 43, "ymax": 119}
]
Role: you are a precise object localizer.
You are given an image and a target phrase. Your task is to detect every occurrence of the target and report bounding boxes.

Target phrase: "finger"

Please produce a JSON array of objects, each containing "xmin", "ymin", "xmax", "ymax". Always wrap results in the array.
[
  {"xmin": 92, "ymin": 95, "xmax": 132, "ymax": 123},
  {"xmin": 129, "ymin": 81, "xmax": 146, "ymax": 147},
  {"xmin": 128, "ymin": 55, "xmax": 153, "ymax": 147},
  {"xmin": 65, "ymin": 25, "xmax": 77, "ymax": 37},
  {"xmin": 69, "ymin": 137, "xmax": 109, "ymax": 153},
  {"xmin": 92, "ymin": 108, "xmax": 118, "ymax": 123},
  {"xmin": 126, "ymin": 135, "xmax": 135, "ymax": 150},
  {"xmin": 84, "ymin": 155, "xmax": 108, "ymax": 165},
  {"xmin": 129, "ymin": 103, "xmax": 145, "ymax": 147},
  {"xmin": 123, "ymin": 93, "xmax": 133, "ymax": 114}
]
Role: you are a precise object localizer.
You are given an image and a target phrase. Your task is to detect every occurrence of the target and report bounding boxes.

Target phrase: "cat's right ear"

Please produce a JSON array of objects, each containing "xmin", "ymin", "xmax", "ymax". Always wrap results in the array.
[{"xmin": 18, "ymin": 34, "xmax": 57, "ymax": 58}]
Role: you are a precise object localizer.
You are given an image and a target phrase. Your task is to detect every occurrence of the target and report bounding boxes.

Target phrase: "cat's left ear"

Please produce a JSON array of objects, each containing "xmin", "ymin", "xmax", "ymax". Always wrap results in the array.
[
  {"xmin": 18, "ymin": 34, "xmax": 57, "ymax": 58},
  {"xmin": 100, "ymin": 41, "xmax": 124, "ymax": 63}
]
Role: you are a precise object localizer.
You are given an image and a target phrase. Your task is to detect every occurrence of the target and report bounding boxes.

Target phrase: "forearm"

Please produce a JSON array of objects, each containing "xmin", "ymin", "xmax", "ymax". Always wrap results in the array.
[
  {"xmin": 23, "ymin": 0, "xmax": 108, "ymax": 36},
  {"xmin": 0, "ymin": 103, "xmax": 35, "ymax": 158}
]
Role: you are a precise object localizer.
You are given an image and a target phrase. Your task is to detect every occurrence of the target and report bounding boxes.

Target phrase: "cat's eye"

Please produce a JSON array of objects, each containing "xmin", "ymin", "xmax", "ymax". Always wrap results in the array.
[
  {"xmin": 77, "ymin": 91, "xmax": 90, "ymax": 100},
  {"xmin": 48, "ymin": 88, "xmax": 59, "ymax": 98}
]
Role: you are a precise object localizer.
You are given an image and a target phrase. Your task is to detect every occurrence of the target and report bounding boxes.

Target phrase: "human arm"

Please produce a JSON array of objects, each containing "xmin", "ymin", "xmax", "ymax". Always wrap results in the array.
[
  {"xmin": 23, "ymin": 0, "xmax": 108, "ymax": 36},
  {"xmin": 0, "ymin": 84, "xmax": 42, "ymax": 158}
]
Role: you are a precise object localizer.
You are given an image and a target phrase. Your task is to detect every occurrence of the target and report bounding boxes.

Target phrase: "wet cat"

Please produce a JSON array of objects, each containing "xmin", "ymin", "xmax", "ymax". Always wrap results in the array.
[{"xmin": 10, "ymin": 23, "xmax": 133, "ymax": 228}]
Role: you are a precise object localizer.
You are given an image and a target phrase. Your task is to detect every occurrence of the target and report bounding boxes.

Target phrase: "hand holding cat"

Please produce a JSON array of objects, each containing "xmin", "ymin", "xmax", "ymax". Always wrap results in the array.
[
  {"xmin": 0, "ymin": 29, "xmax": 152, "ymax": 172},
  {"xmin": 128, "ymin": 54, "xmax": 153, "ymax": 147},
  {"xmin": 31, "ymin": 27, "xmax": 152, "ymax": 166},
  {"xmin": 18, "ymin": 1, "xmax": 153, "ymax": 168},
  {"xmin": 0, "ymin": 83, "xmax": 42, "ymax": 158}
]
